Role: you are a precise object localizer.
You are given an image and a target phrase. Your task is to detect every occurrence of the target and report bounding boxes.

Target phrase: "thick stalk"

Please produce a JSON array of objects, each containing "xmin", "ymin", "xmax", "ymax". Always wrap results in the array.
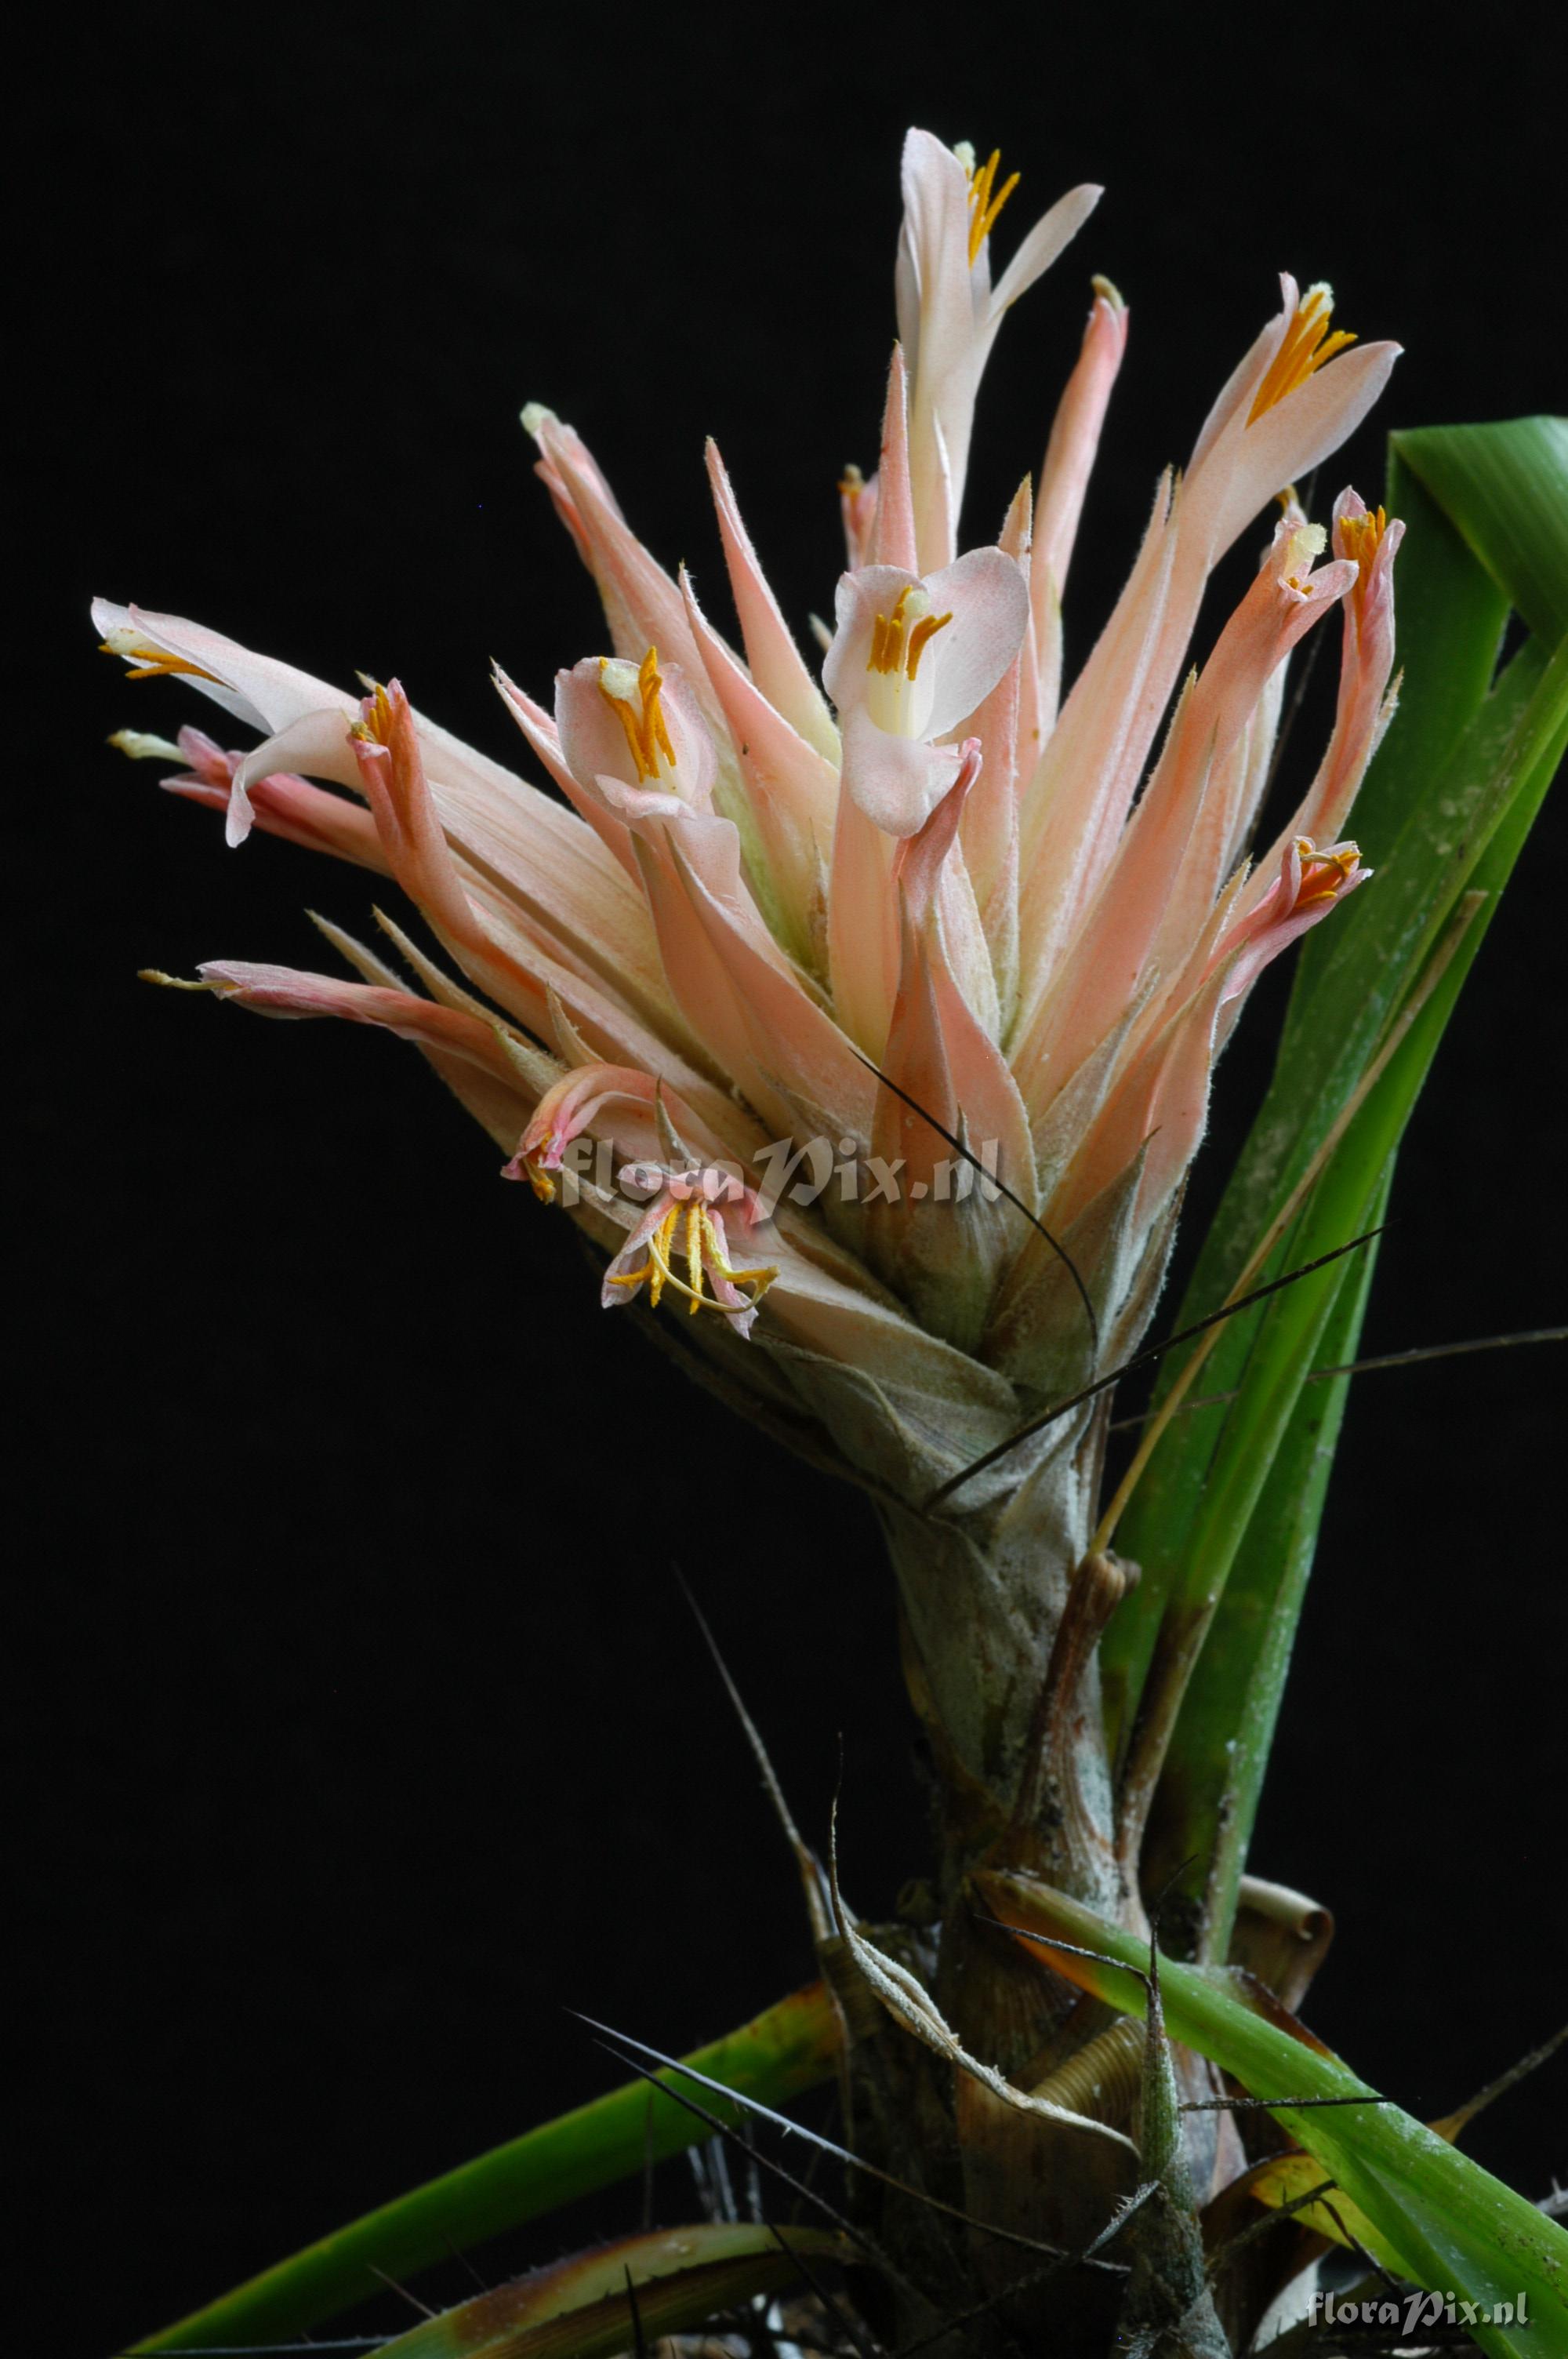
[
  {"xmin": 858, "ymin": 1469, "xmax": 1148, "ymax": 2359},
  {"xmin": 876, "ymin": 1404, "xmax": 1120, "ymax": 1880}
]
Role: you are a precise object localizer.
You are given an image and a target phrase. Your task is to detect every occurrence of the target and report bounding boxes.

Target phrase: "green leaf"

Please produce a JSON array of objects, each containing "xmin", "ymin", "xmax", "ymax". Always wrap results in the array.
[
  {"xmin": 1137, "ymin": 1161, "xmax": 1390, "ymax": 1930},
  {"xmin": 978, "ymin": 1876, "xmax": 1568, "ymax": 2359},
  {"xmin": 373, "ymin": 2221, "xmax": 855, "ymax": 2359},
  {"xmin": 1101, "ymin": 421, "xmax": 1568, "ymax": 1945},
  {"xmin": 1393, "ymin": 417, "xmax": 1568, "ymax": 646},
  {"xmin": 128, "ymin": 1982, "xmax": 842, "ymax": 2355}
]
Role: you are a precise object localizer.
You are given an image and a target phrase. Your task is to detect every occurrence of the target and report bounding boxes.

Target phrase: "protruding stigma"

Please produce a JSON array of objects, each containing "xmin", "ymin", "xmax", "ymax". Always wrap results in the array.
[
  {"xmin": 109, "ymin": 729, "xmax": 184, "ymax": 761},
  {"xmin": 1282, "ymin": 518, "xmax": 1328, "ymax": 597}
]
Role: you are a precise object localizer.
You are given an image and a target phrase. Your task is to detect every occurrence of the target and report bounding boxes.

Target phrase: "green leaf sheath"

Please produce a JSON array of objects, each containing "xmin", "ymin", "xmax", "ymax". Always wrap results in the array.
[
  {"xmin": 982, "ymin": 1881, "xmax": 1568, "ymax": 2359},
  {"xmin": 1101, "ymin": 423, "xmax": 1568, "ymax": 1935},
  {"xmin": 126, "ymin": 1982, "xmax": 842, "ymax": 2356}
]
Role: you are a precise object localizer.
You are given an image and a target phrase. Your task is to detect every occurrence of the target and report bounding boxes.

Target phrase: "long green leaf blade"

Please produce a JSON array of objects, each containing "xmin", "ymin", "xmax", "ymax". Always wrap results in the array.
[
  {"xmin": 373, "ymin": 2222, "xmax": 854, "ymax": 2359},
  {"xmin": 127, "ymin": 1982, "xmax": 842, "ymax": 2355},
  {"xmin": 1137, "ymin": 1162, "xmax": 1390, "ymax": 1925},
  {"xmin": 1120, "ymin": 638, "xmax": 1564, "ymax": 1944},
  {"xmin": 1105, "ymin": 628, "xmax": 1562, "ymax": 1762},
  {"xmin": 1394, "ymin": 416, "xmax": 1568, "ymax": 645},
  {"xmin": 1102, "ymin": 420, "xmax": 1568, "ymax": 1821},
  {"xmin": 1140, "ymin": 566, "xmax": 1565, "ymax": 1937}
]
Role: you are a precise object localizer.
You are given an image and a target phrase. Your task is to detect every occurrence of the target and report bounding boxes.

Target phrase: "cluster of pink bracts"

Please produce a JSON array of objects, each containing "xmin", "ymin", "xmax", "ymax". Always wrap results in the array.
[{"xmin": 99, "ymin": 129, "xmax": 1401, "ymax": 1491}]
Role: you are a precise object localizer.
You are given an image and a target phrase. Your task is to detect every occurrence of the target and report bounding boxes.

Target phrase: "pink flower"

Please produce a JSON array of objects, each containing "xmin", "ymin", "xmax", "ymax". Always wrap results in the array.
[
  {"xmin": 97, "ymin": 128, "xmax": 1402, "ymax": 1544},
  {"xmin": 602, "ymin": 1166, "xmax": 778, "ymax": 1339},
  {"xmin": 895, "ymin": 132, "xmax": 1102, "ymax": 571},
  {"xmin": 823, "ymin": 553, "xmax": 1030, "ymax": 837},
  {"xmin": 1212, "ymin": 834, "xmax": 1372, "ymax": 1005}
]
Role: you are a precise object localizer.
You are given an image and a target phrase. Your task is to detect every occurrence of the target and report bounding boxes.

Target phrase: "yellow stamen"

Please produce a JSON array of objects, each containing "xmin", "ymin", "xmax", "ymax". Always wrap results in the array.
[
  {"xmin": 1338, "ymin": 503, "xmax": 1388, "ymax": 623},
  {"xmin": 1337, "ymin": 504, "xmax": 1387, "ymax": 572},
  {"xmin": 521, "ymin": 1151, "xmax": 557, "ymax": 1205},
  {"xmin": 347, "ymin": 681, "xmax": 395, "ymax": 745},
  {"xmin": 607, "ymin": 1201, "xmax": 777, "ymax": 1319},
  {"xmin": 100, "ymin": 638, "xmax": 223, "ymax": 686},
  {"xmin": 647, "ymin": 1203, "xmax": 681, "ymax": 1309},
  {"xmin": 1292, "ymin": 836, "xmax": 1362, "ymax": 908},
  {"xmin": 965, "ymin": 147, "xmax": 1020, "ymax": 267},
  {"xmin": 1247, "ymin": 285, "xmax": 1358, "ymax": 426},
  {"xmin": 905, "ymin": 612, "xmax": 952, "ymax": 678},
  {"xmin": 598, "ymin": 646, "xmax": 677, "ymax": 784},
  {"xmin": 711, "ymin": 1254, "xmax": 778, "ymax": 1299},
  {"xmin": 867, "ymin": 585, "xmax": 953, "ymax": 679},
  {"xmin": 700, "ymin": 1206, "xmax": 777, "ymax": 1303}
]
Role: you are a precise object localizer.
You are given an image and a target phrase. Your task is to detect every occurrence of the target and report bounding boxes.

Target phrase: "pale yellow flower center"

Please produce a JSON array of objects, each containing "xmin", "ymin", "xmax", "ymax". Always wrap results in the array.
[{"xmin": 864, "ymin": 584, "xmax": 953, "ymax": 738}]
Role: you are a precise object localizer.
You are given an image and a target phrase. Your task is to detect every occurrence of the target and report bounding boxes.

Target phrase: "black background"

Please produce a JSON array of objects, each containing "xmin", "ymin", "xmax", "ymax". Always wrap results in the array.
[{"xmin": 15, "ymin": 7, "xmax": 1565, "ymax": 2354}]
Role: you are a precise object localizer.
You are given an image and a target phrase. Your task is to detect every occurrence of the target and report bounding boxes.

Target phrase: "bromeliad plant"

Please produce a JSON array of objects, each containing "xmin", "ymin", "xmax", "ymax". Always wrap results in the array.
[{"xmin": 100, "ymin": 129, "xmax": 1566, "ymax": 2359}]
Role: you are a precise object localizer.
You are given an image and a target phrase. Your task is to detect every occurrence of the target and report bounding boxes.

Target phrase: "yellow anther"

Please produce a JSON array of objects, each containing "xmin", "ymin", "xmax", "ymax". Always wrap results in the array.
[
  {"xmin": 608, "ymin": 1200, "xmax": 777, "ymax": 1319},
  {"xmin": 1340, "ymin": 503, "xmax": 1388, "ymax": 623},
  {"xmin": 867, "ymin": 584, "xmax": 953, "ymax": 679},
  {"xmin": 905, "ymin": 612, "xmax": 951, "ymax": 678},
  {"xmin": 965, "ymin": 147, "xmax": 1020, "ymax": 267},
  {"xmin": 1248, "ymin": 285, "xmax": 1358, "ymax": 425},
  {"xmin": 348, "ymin": 681, "xmax": 395, "ymax": 744},
  {"xmin": 521, "ymin": 1150, "xmax": 557, "ymax": 1204},
  {"xmin": 1338, "ymin": 503, "xmax": 1387, "ymax": 570},
  {"xmin": 633, "ymin": 1202, "xmax": 682, "ymax": 1309},
  {"xmin": 100, "ymin": 637, "xmax": 222, "ymax": 685},
  {"xmin": 1292, "ymin": 836, "xmax": 1362, "ymax": 908},
  {"xmin": 598, "ymin": 646, "xmax": 677, "ymax": 785}
]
